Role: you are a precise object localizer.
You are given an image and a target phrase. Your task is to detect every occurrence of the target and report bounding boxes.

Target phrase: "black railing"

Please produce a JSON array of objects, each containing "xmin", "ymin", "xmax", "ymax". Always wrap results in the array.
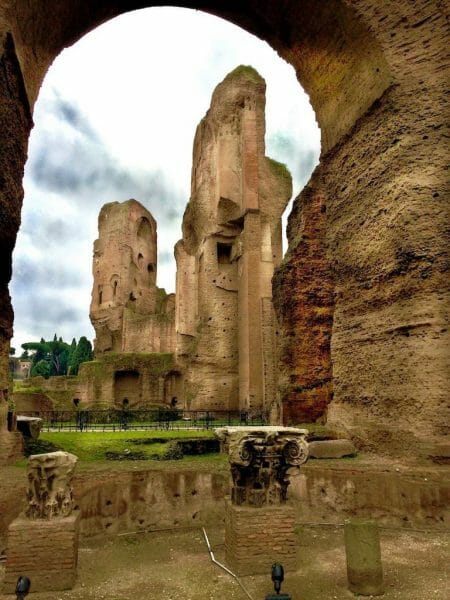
[{"xmin": 16, "ymin": 409, "xmax": 269, "ymax": 432}]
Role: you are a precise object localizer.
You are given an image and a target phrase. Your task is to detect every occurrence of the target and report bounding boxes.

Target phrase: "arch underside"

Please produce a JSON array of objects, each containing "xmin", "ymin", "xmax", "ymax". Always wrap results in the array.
[{"xmin": 0, "ymin": 0, "xmax": 447, "ymax": 460}]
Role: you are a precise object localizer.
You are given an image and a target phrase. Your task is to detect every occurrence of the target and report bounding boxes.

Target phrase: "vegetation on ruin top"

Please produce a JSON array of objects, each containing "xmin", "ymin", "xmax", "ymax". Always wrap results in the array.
[
  {"xmin": 226, "ymin": 64, "xmax": 264, "ymax": 83},
  {"xmin": 267, "ymin": 156, "xmax": 292, "ymax": 183}
]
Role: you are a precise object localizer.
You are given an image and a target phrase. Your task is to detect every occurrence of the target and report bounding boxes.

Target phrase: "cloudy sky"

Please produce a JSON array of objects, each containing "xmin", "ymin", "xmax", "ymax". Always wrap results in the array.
[{"xmin": 10, "ymin": 7, "xmax": 320, "ymax": 352}]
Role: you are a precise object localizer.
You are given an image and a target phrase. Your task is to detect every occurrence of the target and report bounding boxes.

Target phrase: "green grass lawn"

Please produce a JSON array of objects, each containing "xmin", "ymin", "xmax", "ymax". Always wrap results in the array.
[{"xmin": 36, "ymin": 430, "xmax": 215, "ymax": 462}]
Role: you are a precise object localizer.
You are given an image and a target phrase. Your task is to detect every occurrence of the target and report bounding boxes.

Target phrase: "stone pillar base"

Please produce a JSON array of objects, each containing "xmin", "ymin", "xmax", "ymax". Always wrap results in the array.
[
  {"xmin": 3, "ymin": 511, "xmax": 80, "ymax": 593},
  {"xmin": 225, "ymin": 499, "xmax": 297, "ymax": 576}
]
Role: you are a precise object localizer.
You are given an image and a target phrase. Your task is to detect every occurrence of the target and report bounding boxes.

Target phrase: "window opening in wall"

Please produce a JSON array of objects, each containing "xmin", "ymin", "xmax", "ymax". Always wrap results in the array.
[
  {"xmin": 112, "ymin": 280, "xmax": 118, "ymax": 299},
  {"xmin": 98, "ymin": 287, "xmax": 103, "ymax": 304},
  {"xmin": 147, "ymin": 263, "xmax": 154, "ymax": 272},
  {"xmin": 217, "ymin": 243, "xmax": 232, "ymax": 264}
]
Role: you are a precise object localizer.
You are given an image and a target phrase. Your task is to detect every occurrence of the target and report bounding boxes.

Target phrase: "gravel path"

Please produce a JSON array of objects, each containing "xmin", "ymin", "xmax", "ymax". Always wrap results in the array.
[{"xmin": 1, "ymin": 525, "xmax": 448, "ymax": 599}]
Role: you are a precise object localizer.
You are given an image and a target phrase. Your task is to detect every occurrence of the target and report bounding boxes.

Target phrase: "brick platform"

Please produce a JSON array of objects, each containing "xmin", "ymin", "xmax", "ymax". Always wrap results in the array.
[
  {"xmin": 3, "ymin": 511, "xmax": 80, "ymax": 593},
  {"xmin": 225, "ymin": 499, "xmax": 297, "ymax": 575}
]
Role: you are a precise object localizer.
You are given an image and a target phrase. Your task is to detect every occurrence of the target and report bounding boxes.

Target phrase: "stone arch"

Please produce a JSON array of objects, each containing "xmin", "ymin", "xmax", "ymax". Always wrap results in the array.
[{"xmin": 0, "ymin": 2, "xmax": 447, "ymax": 459}]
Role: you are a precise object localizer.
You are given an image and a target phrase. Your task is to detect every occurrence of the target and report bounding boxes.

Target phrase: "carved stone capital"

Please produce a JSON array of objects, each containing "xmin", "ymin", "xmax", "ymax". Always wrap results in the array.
[
  {"xmin": 215, "ymin": 426, "xmax": 309, "ymax": 507},
  {"xmin": 26, "ymin": 451, "xmax": 78, "ymax": 520}
]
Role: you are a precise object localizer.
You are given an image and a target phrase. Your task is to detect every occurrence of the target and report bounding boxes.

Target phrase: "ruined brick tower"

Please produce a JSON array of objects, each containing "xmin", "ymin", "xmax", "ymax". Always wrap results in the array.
[
  {"xmin": 175, "ymin": 66, "xmax": 292, "ymax": 412},
  {"xmin": 90, "ymin": 199, "xmax": 175, "ymax": 355},
  {"xmin": 88, "ymin": 67, "xmax": 291, "ymax": 414}
]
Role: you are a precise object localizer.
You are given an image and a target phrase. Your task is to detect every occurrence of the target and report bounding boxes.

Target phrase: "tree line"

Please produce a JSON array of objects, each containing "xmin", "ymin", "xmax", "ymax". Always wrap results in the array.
[{"xmin": 18, "ymin": 334, "xmax": 93, "ymax": 378}]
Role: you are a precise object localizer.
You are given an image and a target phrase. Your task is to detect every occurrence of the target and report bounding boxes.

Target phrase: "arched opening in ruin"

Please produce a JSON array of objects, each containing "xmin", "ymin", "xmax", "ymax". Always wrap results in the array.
[
  {"xmin": 18, "ymin": 2, "xmax": 450, "ymax": 460},
  {"xmin": 111, "ymin": 277, "xmax": 118, "ymax": 301},
  {"xmin": 114, "ymin": 370, "xmax": 141, "ymax": 408},
  {"xmin": 8, "ymin": 0, "xmax": 369, "ymax": 422}
]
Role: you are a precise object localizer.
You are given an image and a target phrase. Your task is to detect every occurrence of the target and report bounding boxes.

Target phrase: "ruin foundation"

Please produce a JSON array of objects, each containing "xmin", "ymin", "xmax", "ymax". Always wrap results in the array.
[
  {"xmin": 3, "ymin": 511, "xmax": 80, "ymax": 593},
  {"xmin": 225, "ymin": 499, "xmax": 297, "ymax": 575}
]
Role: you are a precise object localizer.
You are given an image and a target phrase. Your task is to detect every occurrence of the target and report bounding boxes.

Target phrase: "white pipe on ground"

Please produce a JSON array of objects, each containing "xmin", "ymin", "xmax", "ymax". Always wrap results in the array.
[{"xmin": 202, "ymin": 527, "xmax": 255, "ymax": 600}]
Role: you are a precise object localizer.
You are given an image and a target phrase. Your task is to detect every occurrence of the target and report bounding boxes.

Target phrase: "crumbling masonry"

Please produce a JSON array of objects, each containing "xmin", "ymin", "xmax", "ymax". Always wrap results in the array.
[
  {"xmin": 0, "ymin": 1, "xmax": 447, "ymax": 461},
  {"xmin": 88, "ymin": 66, "xmax": 292, "ymax": 414}
]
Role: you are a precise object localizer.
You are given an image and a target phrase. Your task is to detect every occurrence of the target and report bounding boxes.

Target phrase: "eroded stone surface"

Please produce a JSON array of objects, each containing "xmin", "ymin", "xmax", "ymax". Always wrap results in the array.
[
  {"xmin": 26, "ymin": 451, "xmax": 77, "ymax": 519},
  {"xmin": 216, "ymin": 426, "xmax": 309, "ymax": 506},
  {"xmin": 90, "ymin": 200, "xmax": 175, "ymax": 355},
  {"xmin": 176, "ymin": 66, "xmax": 291, "ymax": 412},
  {"xmin": 0, "ymin": 1, "xmax": 448, "ymax": 459}
]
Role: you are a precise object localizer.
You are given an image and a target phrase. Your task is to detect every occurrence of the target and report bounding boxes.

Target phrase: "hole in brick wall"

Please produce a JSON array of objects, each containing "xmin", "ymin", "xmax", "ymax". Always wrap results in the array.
[{"xmin": 217, "ymin": 242, "xmax": 232, "ymax": 264}]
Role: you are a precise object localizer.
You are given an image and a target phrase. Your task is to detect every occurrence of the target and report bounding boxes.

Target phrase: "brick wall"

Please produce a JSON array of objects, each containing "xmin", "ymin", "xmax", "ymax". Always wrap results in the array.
[
  {"xmin": 225, "ymin": 499, "xmax": 296, "ymax": 575},
  {"xmin": 3, "ymin": 512, "xmax": 80, "ymax": 593}
]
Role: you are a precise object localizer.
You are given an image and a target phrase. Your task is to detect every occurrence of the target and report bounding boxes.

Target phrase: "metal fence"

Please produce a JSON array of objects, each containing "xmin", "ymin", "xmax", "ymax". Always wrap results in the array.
[{"xmin": 17, "ymin": 409, "xmax": 269, "ymax": 432}]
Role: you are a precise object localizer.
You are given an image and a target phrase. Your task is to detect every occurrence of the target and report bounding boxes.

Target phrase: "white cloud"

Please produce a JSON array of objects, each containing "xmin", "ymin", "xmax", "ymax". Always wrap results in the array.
[{"xmin": 10, "ymin": 6, "xmax": 320, "ymax": 352}]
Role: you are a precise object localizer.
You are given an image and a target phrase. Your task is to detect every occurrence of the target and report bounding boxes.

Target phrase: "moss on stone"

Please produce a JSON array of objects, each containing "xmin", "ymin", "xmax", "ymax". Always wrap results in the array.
[
  {"xmin": 102, "ymin": 352, "xmax": 174, "ymax": 370},
  {"xmin": 267, "ymin": 157, "xmax": 292, "ymax": 183},
  {"xmin": 226, "ymin": 64, "xmax": 264, "ymax": 83},
  {"xmin": 13, "ymin": 384, "xmax": 45, "ymax": 394}
]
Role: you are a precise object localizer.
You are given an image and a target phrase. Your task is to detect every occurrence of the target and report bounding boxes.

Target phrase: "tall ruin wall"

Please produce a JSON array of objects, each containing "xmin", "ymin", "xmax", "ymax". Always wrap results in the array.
[
  {"xmin": 90, "ymin": 199, "xmax": 175, "ymax": 356},
  {"xmin": 175, "ymin": 66, "xmax": 292, "ymax": 412}
]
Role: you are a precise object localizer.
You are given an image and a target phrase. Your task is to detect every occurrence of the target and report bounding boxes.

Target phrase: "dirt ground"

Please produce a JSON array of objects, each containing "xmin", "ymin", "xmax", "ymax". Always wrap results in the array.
[{"xmin": 0, "ymin": 525, "xmax": 448, "ymax": 600}]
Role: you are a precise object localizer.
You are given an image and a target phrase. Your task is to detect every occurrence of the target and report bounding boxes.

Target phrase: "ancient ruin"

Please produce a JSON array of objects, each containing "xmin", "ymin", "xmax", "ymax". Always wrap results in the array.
[
  {"xmin": 0, "ymin": 3, "xmax": 448, "ymax": 596},
  {"xmin": 90, "ymin": 200, "xmax": 175, "ymax": 355},
  {"xmin": 0, "ymin": 1, "xmax": 447, "ymax": 462},
  {"xmin": 216, "ymin": 425, "xmax": 309, "ymax": 506},
  {"xmin": 26, "ymin": 450, "xmax": 77, "ymax": 519},
  {"xmin": 175, "ymin": 66, "xmax": 291, "ymax": 412},
  {"xmin": 217, "ymin": 425, "xmax": 309, "ymax": 574},
  {"xmin": 83, "ymin": 66, "xmax": 291, "ymax": 414},
  {"xmin": 4, "ymin": 451, "xmax": 80, "ymax": 592}
]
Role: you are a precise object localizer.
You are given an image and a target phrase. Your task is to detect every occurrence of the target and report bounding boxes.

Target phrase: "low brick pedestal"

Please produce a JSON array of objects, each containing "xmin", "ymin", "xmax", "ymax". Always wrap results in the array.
[
  {"xmin": 3, "ymin": 511, "xmax": 80, "ymax": 593},
  {"xmin": 225, "ymin": 499, "xmax": 297, "ymax": 575}
]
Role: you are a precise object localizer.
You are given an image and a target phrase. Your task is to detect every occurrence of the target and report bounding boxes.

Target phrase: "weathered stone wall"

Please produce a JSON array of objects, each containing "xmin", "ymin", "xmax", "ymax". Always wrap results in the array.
[
  {"xmin": 0, "ymin": 0, "xmax": 447, "ymax": 458},
  {"xmin": 176, "ymin": 66, "xmax": 291, "ymax": 412},
  {"xmin": 0, "ymin": 31, "xmax": 33, "ymax": 465},
  {"xmin": 3, "ymin": 513, "xmax": 80, "ymax": 592},
  {"xmin": 13, "ymin": 391, "xmax": 53, "ymax": 412},
  {"xmin": 291, "ymin": 462, "xmax": 450, "ymax": 528},
  {"xmin": 77, "ymin": 352, "xmax": 176, "ymax": 408},
  {"xmin": 274, "ymin": 177, "xmax": 334, "ymax": 424},
  {"xmin": 1, "ymin": 462, "xmax": 448, "ymax": 551},
  {"xmin": 122, "ymin": 295, "xmax": 176, "ymax": 353},
  {"xmin": 13, "ymin": 375, "xmax": 86, "ymax": 410},
  {"xmin": 90, "ymin": 200, "xmax": 156, "ymax": 353}
]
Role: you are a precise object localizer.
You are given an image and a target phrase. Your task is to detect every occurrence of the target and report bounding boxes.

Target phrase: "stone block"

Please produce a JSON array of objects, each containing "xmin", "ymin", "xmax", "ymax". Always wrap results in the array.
[
  {"xmin": 308, "ymin": 439, "xmax": 356, "ymax": 459},
  {"xmin": 225, "ymin": 499, "xmax": 297, "ymax": 576},
  {"xmin": 3, "ymin": 511, "xmax": 80, "ymax": 593},
  {"xmin": 344, "ymin": 518, "xmax": 383, "ymax": 596}
]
